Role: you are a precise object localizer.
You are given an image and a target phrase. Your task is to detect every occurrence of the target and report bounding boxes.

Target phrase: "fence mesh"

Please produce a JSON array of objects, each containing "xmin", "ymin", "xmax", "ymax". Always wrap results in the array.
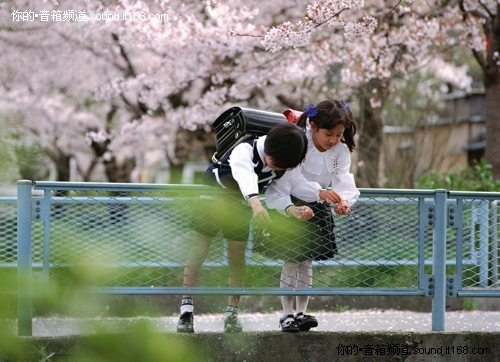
[
  {"xmin": 453, "ymin": 198, "xmax": 500, "ymax": 290},
  {"xmin": 24, "ymin": 187, "xmax": 427, "ymax": 292},
  {"xmin": 0, "ymin": 198, "xmax": 17, "ymax": 265},
  {"xmin": 6, "ymin": 186, "xmax": 500, "ymax": 295}
]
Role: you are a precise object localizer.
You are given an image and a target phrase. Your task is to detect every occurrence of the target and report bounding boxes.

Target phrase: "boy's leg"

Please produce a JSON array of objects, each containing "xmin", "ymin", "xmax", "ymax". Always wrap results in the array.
[
  {"xmin": 224, "ymin": 240, "xmax": 246, "ymax": 332},
  {"xmin": 227, "ymin": 240, "xmax": 246, "ymax": 301},
  {"xmin": 182, "ymin": 232, "xmax": 212, "ymax": 291},
  {"xmin": 177, "ymin": 232, "xmax": 212, "ymax": 333}
]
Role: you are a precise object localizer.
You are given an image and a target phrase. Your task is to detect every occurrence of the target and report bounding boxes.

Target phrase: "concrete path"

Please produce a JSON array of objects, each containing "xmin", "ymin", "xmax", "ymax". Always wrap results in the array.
[{"xmin": 12, "ymin": 310, "xmax": 500, "ymax": 336}]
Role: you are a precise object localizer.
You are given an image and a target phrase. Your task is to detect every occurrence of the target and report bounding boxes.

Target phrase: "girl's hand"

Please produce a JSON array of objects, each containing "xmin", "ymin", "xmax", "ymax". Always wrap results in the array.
[
  {"xmin": 333, "ymin": 199, "xmax": 351, "ymax": 215},
  {"xmin": 319, "ymin": 189, "xmax": 342, "ymax": 204},
  {"xmin": 289, "ymin": 206, "xmax": 314, "ymax": 221}
]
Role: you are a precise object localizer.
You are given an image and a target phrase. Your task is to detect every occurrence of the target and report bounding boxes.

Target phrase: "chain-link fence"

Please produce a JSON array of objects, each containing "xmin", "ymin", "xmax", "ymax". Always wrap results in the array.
[
  {"xmin": 447, "ymin": 193, "xmax": 500, "ymax": 297},
  {"xmin": 11, "ymin": 181, "xmax": 500, "ymax": 335},
  {"xmin": 0, "ymin": 198, "xmax": 17, "ymax": 267},
  {"xmin": 20, "ymin": 183, "xmax": 434, "ymax": 293}
]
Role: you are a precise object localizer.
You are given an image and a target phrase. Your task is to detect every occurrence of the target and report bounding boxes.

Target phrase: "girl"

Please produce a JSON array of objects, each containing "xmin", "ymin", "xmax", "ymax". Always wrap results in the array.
[{"xmin": 263, "ymin": 99, "xmax": 359, "ymax": 332}]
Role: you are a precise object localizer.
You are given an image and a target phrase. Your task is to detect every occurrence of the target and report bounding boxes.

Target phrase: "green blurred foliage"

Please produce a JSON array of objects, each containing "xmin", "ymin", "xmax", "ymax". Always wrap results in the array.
[
  {"xmin": 416, "ymin": 160, "xmax": 500, "ymax": 191},
  {"xmin": 0, "ymin": 137, "xmax": 17, "ymax": 184},
  {"xmin": 1, "ymin": 235, "xmax": 210, "ymax": 362},
  {"xmin": 61, "ymin": 321, "xmax": 206, "ymax": 362},
  {"xmin": 14, "ymin": 142, "xmax": 49, "ymax": 181}
]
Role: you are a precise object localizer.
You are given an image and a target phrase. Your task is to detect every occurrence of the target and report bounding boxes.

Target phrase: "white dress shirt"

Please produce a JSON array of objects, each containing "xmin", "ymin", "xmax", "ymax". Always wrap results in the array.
[
  {"xmin": 228, "ymin": 136, "xmax": 274, "ymax": 200},
  {"xmin": 265, "ymin": 124, "xmax": 359, "ymax": 214}
]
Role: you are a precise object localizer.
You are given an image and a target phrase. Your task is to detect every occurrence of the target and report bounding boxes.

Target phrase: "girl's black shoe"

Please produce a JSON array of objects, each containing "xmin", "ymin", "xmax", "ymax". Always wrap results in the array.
[
  {"xmin": 295, "ymin": 313, "xmax": 318, "ymax": 331},
  {"xmin": 279, "ymin": 314, "xmax": 300, "ymax": 333}
]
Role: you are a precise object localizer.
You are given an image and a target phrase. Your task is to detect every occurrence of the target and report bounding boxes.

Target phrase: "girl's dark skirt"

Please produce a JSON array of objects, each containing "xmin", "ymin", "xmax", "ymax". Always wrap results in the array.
[{"xmin": 253, "ymin": 198, "xmax": 337, "ymax": 262}]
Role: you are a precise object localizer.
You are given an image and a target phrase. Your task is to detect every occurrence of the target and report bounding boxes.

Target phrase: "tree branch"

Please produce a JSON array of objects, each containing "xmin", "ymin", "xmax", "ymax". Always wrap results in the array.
[
  {"xmin": 472, "ymin": 47, "xmax": 488, "ymax": 70},
  {"xmin": 379, "ymin": 0, "xmax": 404, "ymax": 23},
  {"xmin": 477, "ymin": 1, "xmax": 494, "ymax": 18},
  {"xmin": 111, "ymin": 33, "xmax": 136, "ymax": 77}
]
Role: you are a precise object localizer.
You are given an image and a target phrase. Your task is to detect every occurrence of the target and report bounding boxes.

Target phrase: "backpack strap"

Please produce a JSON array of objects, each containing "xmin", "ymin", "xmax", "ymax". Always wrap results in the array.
[
  {"xmin": 215, "ymin": 138, "xmax": 256, "ymax": 169},
  {"xmin": 205, "ymin": 138, "xmax": 285, "ymax": 192}
]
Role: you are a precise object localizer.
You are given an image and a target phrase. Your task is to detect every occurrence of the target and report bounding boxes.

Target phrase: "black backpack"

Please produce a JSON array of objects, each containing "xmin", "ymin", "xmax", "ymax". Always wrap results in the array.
[{"xmin": 211, "ymin": 107, "xmax": 287, "ymax": 165}]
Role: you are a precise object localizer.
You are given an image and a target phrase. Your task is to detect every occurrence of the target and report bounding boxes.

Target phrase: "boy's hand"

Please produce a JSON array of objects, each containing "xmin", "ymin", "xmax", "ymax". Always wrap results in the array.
[
  {"xmin": 333, "ymin": 199, "xmax": 351, "ymax": 215},
  {"xmin": 248, "ymin": 197, "xmax": 271, "ymax": 226},
  {"xmin": 319, "ymin": 189, "xmax": 341, "ymax": 204},
  {"xmin": 289, "ymin": 206, "xmax": 314, "ymax": 221},
  {"xmin": 252, "ymin": 206, "xmax": 271, "ymax": 226}
]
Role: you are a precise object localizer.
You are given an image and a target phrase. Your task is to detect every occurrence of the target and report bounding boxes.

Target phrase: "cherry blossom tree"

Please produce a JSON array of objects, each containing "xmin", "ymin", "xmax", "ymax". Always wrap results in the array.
[
  {"xmin": 1, "ymin": 0, "xmax": 114, "ymax": 182},
  {"xmin": 1, "ymin": 0, "xmax": 174, "ymax": 183},
  {"xmin": 445, "ymin": 0, "xmax": 500, "ymax": 179},
  {"xmin": 2, "ymin": 0, "xmax": 489, "ymax": 187},
  {"xmin": 257, "ymin": 0, "xmax": 498, "ymax": 183}
]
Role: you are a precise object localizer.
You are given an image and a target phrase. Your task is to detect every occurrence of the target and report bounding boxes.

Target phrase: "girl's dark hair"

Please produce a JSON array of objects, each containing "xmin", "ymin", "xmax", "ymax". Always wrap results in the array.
[
  {"xmin": 264, "ymin": 122, "xmax": 308, "ymax": 169},
  {"xmin": 296, "ymin": 99, "xmax": 357, "ymax": 152}
]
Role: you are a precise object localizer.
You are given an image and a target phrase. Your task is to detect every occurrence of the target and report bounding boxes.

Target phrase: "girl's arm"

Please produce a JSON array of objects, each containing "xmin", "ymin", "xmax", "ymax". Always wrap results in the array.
[
  {"xmin": 331, "ymin": 152, "xmax": 359, "ymax": 207},
  {"xmin": 286, "ymin": 172, "xmax": 341, "ymax": 204},
  {"xmin": 264, "ymin": 168, "xmax": 314, "ymax": 219},
  {"xmin": 265, "ymin": 168, "xmax": 300, "ymax": 215},
  {"xmin": 266, "ymin": 168, "xmax": 339, "ymax": 218}
]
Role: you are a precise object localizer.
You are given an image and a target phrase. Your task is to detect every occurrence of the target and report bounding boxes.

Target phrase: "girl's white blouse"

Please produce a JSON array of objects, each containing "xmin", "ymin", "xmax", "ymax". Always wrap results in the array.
[{"xmin": 265, "ymin": 124, "xmax": 359, "ymax": 213}]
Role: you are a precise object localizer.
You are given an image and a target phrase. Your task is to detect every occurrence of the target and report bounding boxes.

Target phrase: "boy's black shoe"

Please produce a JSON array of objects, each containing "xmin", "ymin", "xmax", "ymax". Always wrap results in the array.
[
  {"xmin": 224, "ymin": 305, "xmax": 243, "ymax": 333},
  {"xmin": 177, "ymin": 312, "xmax": 194, "ymax": 333},
  {"xmin": 279, "ymin": 314, "xmax": 300, "ymax": 333},
  {"xmin": 295, "ymin": 313, "xmax": 318, "ymax": 331},
  {"xmin": 224, "ymin": 313, "xmax": 243, "ymax": 333}
]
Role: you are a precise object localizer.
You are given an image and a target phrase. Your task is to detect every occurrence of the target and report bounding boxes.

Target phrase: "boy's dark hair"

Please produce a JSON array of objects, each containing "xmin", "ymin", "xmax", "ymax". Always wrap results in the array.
[
  {"xmin": 264, "ymin": 123, "xmax": 307, "ymax": 170},
  {"xmin": 296, "ymin": 99, "xmax": 357, "ymax": 152}
]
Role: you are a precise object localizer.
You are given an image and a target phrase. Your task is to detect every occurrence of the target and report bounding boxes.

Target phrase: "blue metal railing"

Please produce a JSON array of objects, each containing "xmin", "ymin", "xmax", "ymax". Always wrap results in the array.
[{"xmin": 12, "ymin": 180, "xmax": 500, "ymax": 335}]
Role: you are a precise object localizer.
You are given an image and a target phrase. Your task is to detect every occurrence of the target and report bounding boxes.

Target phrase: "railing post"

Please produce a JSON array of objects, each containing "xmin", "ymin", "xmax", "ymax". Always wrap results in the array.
[
  {"xmin": 17, "ymin": 180, "xmax": 33, "ymax": 336},
  {"xmin": 492, "ymin": 201, "xmax": 499, "ymax": 286},
  {"xmin": 432, "ymin": 189, "xmax": 447, "ymax": 331},
  {"xmin": 478, "ymin": 200, "xmax": 489, "ymax": 287}
]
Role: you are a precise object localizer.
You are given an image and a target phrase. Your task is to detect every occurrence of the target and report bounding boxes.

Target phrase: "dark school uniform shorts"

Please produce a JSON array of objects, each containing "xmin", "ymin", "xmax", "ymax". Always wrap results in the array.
[{"xmin": 190, "ymin": 190, "xmax": 253, "ymax": 242}]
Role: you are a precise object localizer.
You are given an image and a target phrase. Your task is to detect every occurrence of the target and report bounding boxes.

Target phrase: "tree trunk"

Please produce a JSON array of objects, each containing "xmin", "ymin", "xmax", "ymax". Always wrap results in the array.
[
  {"xmin": 484, "ymin": 17, "xmax": 500, "ymax": 180},
  {"xmin": 165, "ymin": 126, "xmax": 215, "ymax": 184},
  {"xmin": 484, "ymin": 82, "xmax": 500, "ymax": 180},
  {"xmin": 104, "ymin": 157, "xmax": 137, "ymax": 183},
  {"xmin": 102, "ymin": 156, "xmax": 137, "ymax": 225},
  {"xmin": 55, "ymin": 154, "xmax": 71, "ymax": 182},
  {"xmin": 168, "ymin": 164, "xmax": 184, "ymax": 184},
  {"xmin": 356, "ymin": 87, "xmax": 384, "ymax": 188}
]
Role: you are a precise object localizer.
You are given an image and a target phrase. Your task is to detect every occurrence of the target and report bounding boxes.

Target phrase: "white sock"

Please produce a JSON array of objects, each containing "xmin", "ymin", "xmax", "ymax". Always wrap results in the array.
[
  {"xmin": 281, "ymin": 261, "xmax": 298, "ymax": 318},
  {"xmin": 180, "ymin": 298, "xmax": 194, "ymax": 314},
  {"xmin": 225, "ymin": 305, "xmax": 238, "ymax": 319}
]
